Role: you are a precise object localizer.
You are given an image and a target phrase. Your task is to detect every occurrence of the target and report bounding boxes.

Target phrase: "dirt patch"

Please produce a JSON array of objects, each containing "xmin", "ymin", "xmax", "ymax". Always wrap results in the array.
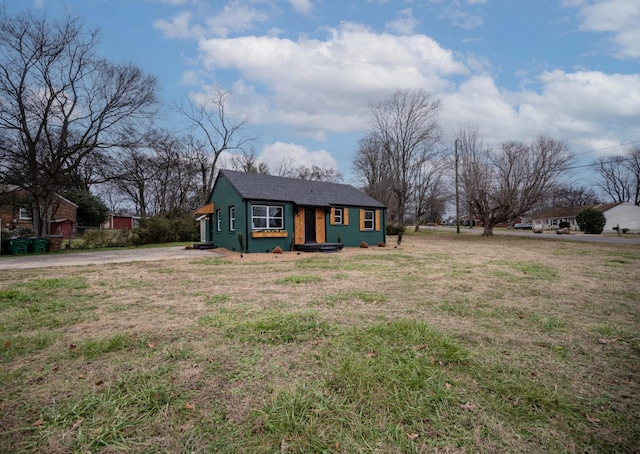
[{"xmin": 211, "ymin": 244, "xmax": 387, "ymax": 262}]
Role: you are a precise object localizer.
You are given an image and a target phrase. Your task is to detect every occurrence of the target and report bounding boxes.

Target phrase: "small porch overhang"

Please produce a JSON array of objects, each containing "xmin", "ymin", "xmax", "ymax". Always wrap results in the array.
[{"xmin": 194, "ymin": 203, "xmax": 215, "ymax": 215}]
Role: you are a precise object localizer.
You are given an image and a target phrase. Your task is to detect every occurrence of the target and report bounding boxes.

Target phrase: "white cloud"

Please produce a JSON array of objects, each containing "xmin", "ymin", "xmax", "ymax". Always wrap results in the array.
[
  {"xmin": 572, "ymin": 0, "xmax": 640, "ymax": 59},
  {"xmin": 205, "ymin": 1, "xmax": 269, "ymax": 38},
  {"xmin": 146, "ymin": 0, "xmax": 192, "ymax": 4},
  {"xmin": 385, "ymin": 8, "xmax": 419, "ymax": 35},
  {"xmin": 195, "ymin": 22, "xmax": 467, "ymax": 136},
  {"xmin": 154, "ymin": 11, "xmax": 195, "ymax": 39},
  {"xmin": 288, "ymin": 0, "xmax": 314, "ymax": 15},
  {"xmin": 439, "ymin": 69, "xmax": 640, "ymax": 158},
  {"xmin": 179, "ymin": 70, "xmax": 202, "ymax": 86},
  {"xmin": 433, "ymin": 0, "xmax": 485, "ymax": 29},
  {"xmin": 154, "ymin": 2, "xmax": 269, "ymax": 39},
  {"xmin": 258, "ymin": 142, "xmax": 338, "ymax": 171},
  {"xmin": 536, "ymin": 70, "xmax": 640, "ymax": 120}
]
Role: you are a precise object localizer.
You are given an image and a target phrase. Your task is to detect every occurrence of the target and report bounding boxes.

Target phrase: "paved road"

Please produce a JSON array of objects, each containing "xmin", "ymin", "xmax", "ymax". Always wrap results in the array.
[
  {"xmin": 423, "ymin": 226, "xmax": 640, "ymax": 245},
  {"xmin": 0, "ymin": 246, "xmax": 223, "ymax": 270}
]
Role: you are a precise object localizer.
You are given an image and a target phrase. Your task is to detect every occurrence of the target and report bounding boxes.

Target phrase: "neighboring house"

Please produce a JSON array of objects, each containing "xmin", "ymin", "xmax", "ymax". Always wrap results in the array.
[
  {"xmin": 459, "ymin": 214, "xmax": 484, "ymax": 228},
  {"xmin": 198, "ymin": 169, "xmax": 386, "ymax": 253},
  {"xmin": 533, "ymin": 202, "xmax": 640, "ymax": 233},
  {"xmin": 0, "ymin": 193, "xmax": 78, "ymax": 239},
  {"xmin": 101, "ymin": 213, "xmax": 141, "ymax": 230}
]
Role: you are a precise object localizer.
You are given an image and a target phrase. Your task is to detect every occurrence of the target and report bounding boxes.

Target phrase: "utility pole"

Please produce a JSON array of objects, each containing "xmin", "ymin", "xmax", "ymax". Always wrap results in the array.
[{"xmin": 455, "ymin": 139, "xmax": 460, "ymax": 234}]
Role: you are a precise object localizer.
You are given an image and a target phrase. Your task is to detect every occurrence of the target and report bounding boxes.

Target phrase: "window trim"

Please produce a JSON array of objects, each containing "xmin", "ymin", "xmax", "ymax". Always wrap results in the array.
[
  {"xmin": 251, "ymin": 204, "xmax": 284, "ymax": 231},
  {"xmin": 334, "ymin": 208, "xmax": 343, "ymax": 225},
  {"xmin": 19, "ymin": 207, "xmax": 32, "ymax": 220},
  {"xmin": 216, "ymin": 209, "xmax": 222, "ymax": 232},
  {"xmin": 363, "ymin": 209, "xmax": 374, "ymax": 230},
  {"xmin": 229, "ymin": 206, "xmax": 235, "ymax": 231}
]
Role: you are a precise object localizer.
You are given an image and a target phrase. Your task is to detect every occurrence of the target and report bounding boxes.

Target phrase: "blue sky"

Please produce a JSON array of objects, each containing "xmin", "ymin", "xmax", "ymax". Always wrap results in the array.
[{"xmin": 10, "ymin": 0, "xmax": 640, "ymax": 187}]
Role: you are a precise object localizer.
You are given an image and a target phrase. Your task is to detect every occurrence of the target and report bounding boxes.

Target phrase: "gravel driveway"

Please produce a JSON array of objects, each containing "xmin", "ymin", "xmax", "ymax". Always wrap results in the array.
[{"xmin": 0, "ymin": 246, "xmax": 223, "ymax": 270}]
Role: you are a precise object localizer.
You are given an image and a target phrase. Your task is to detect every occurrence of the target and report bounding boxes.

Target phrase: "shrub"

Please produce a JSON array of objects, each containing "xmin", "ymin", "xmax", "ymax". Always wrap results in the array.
[
  {"xmin": 135, "ymin": 215, "xmax": 198, "ymax": 245},
  {"xmin": 559, "ymin": 221, "xmax": 570, "ymax": 229},
  {"xmin": 272, "ymin": 246, "xmax": 283, "ymax": 254},
  {"xmin": 377, "ymin": 242, "xmax": 386, "ymax": 248},
  {"xmin": 78, "ymin": 230, "xmax": 111, "ymax": 249},
  {"xmin": 359, "ymin": 241, "xmax": 369, "ymax": 248},
  {"xmin": 237, "ymin": 233, "xmax": 245, "ymax": 255},
  {"xmin": 576, "ymin": 208, "xmax": 606, "ymax": 234},
  {"xmin": 78, "ymin": 229, "xmax": 139, "ymax": 249},
  {"xmin": 386, "ymin": 224, "xmax": 406, "ymax": 236}
]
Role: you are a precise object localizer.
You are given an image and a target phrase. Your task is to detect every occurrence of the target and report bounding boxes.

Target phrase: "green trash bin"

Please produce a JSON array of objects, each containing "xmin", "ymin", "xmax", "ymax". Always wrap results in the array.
[
  {"xmin": 5, "ymin": 238, "xmax": 28, "ymax": 255},
  {"xmin": 28, "ymin": 237, "xmax": 48, "ymax": 253}
]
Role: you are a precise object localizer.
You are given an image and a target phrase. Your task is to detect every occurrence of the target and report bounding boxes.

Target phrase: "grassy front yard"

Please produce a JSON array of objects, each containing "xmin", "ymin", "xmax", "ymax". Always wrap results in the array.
[{"xmin": 1, "ymin": 232, "xmax": 638, "ymax": 452}]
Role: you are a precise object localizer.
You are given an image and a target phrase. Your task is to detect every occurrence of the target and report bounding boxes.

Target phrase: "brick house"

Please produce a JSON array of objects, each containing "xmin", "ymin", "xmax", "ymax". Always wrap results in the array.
[{"xmin": 0, "ymin": 192, "xmax": 78, "ymax": 239}]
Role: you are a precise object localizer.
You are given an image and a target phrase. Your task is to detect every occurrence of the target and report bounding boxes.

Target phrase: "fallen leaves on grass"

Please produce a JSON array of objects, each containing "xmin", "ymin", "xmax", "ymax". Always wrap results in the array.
[
  {"xmin": 71, "ymin": 418, "xmax": 84, "ymax": 431},
  {"xmin": 586, "ymin": 414, "xmax": 600, "ymax": 424},
  {"xmin": 252, "ymin": 416, "xmax": 264, "ymax": 434}
]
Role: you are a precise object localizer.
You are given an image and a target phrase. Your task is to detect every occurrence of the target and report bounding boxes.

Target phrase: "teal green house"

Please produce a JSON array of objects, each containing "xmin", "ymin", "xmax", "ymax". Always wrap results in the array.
[{"xmin": 199, "ymin": 169, "xmax": 386, "ymax": 253}]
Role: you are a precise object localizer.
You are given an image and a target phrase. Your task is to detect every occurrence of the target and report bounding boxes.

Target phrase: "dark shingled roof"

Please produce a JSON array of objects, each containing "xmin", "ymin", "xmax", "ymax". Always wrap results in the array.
[{"xmin": 219, "ymin": 169, "xmax": 385, "ymax": 208}]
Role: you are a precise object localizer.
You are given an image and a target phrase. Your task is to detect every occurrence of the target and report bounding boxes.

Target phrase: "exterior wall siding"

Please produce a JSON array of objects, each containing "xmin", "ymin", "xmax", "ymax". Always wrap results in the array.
[
  {"xmin": 602, "ymin": 203, "xmax": 640, "ymax": 232},
  {"xmin": 326, "ymin": 207, "xmax": 385, "ymax": 246},
  {"xmin": 210, "ymin": 173, "xmax": 295, "ymax": 253},
  {"xmin": 244, "ymin": 202, "xmax": 295, "ymax": 253},
  {"xmin": 209, "ymin": 174, "xmax": 246, "ymax": 251}
]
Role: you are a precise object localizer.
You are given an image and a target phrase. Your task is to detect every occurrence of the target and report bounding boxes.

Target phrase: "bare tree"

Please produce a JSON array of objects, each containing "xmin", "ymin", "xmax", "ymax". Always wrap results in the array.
[
  {"xmin": 594, "ymin": 146, "xmax": 640, "ymax": 205},
  {"xmin": 548, "ymin": 184, "xmax": 601, "ymax": 208},
  {"xmin": 412, "ymin": 161, "xmax": 450, "ymax": 226},
  {"xmin": 0, "ymin": 10, "xmax": 157, "ymax": 235},
  {"xmin": 457, "ymin": 125, "xmax": 573, "ymax": 236},
  {"xmin": 176, "ymin": 86, "xmax": 253, "ymax": 204},
  {"xmin": 107, "ymin": 129, "xmax": 203, "ymax": 216},
  {"xmin": 289, "ymin": 165, "xmax": 343, "ymax": 182},
  {"xmin": 353, "ymin": 136, "xmax": 395, "ymax": 213},
  {"xmin": 109, "ymin": 141, "xmax": 154, "ymax": 216},
  {"xmin": 226, "ymin": 148, "xmax": 270, "ymax": 174},
  {"xmin": 273, "ymin": 157, "xmax": 343, "ymax": 182},
  {"xmin": 145, "ymin": 129, "xmax": 201, "ymax": 215},
  {"xmin": 354, "ymin": 88, "xmax": 442, "ymax": 224}
]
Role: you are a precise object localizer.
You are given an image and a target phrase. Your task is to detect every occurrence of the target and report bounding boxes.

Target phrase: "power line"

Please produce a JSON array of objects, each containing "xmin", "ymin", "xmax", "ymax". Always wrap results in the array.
[
  {"xmin": 571, "ymin": 139, "xmax": 640, "ymax": 159},
  {"xmin": 568, "ymin": 154, "xmax": 638, "ymax": 172}
]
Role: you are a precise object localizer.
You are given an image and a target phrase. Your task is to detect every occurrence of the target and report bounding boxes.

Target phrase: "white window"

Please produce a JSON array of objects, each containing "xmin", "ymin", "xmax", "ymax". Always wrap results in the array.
[
  {"xmin": 334, "ymin": 208, "xmax": 343, "ymax": 224},
  {"xmin": 216, "ymin": 209, "xmax": 222, "ymax": 232},
  {"xmin": 363, "ymin": 210, "xmax": 374, "ymax": 230},
  {"xmin": 19, "ymin": 207, "xmax": 32, "ymax": 220},
  {"xmin": 252, "ymin": 205, "xmax": 284, "ymax": 230},
  {"xmin": 229, "ymin": 206, "xmax": 235, "ymax": 231}
]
